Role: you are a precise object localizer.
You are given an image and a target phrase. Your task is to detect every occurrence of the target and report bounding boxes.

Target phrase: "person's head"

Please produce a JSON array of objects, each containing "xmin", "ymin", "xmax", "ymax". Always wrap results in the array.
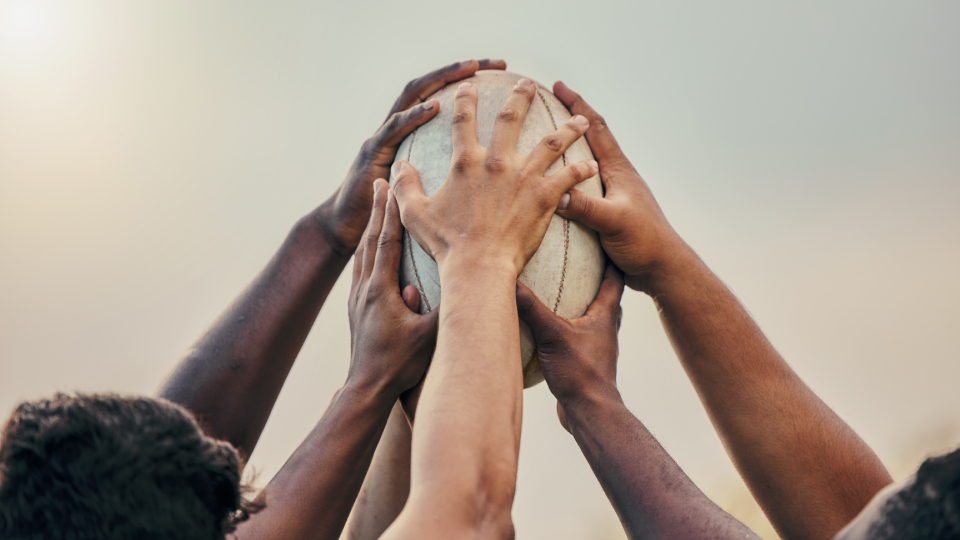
[
  {"xmin": 0, "ymin": 393, "xmax": 257, "ymax": 539},
  {"xmin": 835, "ymin": 447, "xmax": 960, "ymax": 540}
]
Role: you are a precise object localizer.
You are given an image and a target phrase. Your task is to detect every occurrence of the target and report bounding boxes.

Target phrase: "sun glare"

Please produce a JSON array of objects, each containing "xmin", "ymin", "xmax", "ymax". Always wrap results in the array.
[{"xmin": 0, "ymin": 0, "xmax": 67, "ymax": 54}]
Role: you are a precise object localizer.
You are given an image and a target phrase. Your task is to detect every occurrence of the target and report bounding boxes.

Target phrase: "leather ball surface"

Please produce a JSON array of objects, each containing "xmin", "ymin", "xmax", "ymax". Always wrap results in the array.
[{"xmin": 390, "ymin": 70, "xmax": 605, "ymax": 388}]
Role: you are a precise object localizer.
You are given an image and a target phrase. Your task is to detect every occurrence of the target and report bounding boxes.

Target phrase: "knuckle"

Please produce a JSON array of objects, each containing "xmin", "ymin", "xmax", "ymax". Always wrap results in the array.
[
  {"xmin": 451, "ymin": 110, "xmax": 474, "ymax": 126},
  {"xmin": 484, "ymin": 155, "xmax": 507, "ymax": 174},
  {"xmin": 453, "ymin": 151, "xmax": 477, "ymax": 174},
  {"xmin": 402, "ymin": 77, "xmax": 422, "ymax": 97},
  {"xmin": 496, "ymin": 107, "xmax": 520, "ymax": 123},
  {"xmin": 593, "ymin": 114, "xmax": 609, "ymax": 131},
  {"xmin": 542, "ymin": 134, "xmax": 564, "ymax": 153}
]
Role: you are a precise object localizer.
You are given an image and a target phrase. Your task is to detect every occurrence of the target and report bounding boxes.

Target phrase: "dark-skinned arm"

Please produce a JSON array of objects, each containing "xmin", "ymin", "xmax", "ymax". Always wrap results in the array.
[
  {"xmin": 156, "ymin": 59, "xmax": 506, "ymax": 459},
  {"xmin": 517, "ymin": 265, "xmax": 760, "ymax": 540},
  {"xmin": 234, "ymin": 180, "xmax": 438, "ymax": 540},
  {"xmin": 549, "ymin": 82, "xmax": 893, "ymax": 540}
]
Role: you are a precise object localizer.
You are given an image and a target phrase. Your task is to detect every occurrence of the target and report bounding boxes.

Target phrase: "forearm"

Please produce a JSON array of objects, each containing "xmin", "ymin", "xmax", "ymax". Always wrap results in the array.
[
  {"xmin": 236, "ymin": 379, "xmax": 395, "ymax": 540},
  {"xmin": 342, "ymin": 401, "xmax": 412, "ymax": 540},
  {"xmin": 564, "ymin": 394, "xmax": 758, "ymax": 540},
  {"xmin": 157, "ymin": 208, "xmax": 350, "ymax": 457},
  {"xmin": 404, "ymin": 259, "xmax": 522, "ymax": 529},
  {"xmin": 649, "ymin": 245, "xmax": 891, "ymax": 539}
]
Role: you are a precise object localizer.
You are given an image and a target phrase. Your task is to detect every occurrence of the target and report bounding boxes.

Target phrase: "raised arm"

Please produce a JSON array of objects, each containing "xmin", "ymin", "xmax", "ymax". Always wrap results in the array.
[
  {"xmin": 235, "ymin": 180, "xmax": 438, "ymax": 540},
  {"xmin": 383, "ymin": 78, "xmax": 598, "ymax": 539},
  {"xmin": 156, "ymin": 59, "xmax": 506, "ymax": 458},
  {"xmin": 550, "ymin": 82, "xmax": 892, "ymax": 540},
  {"xmin": 516, "ymin": 264, "xmax": 760, "ymax": 540}
]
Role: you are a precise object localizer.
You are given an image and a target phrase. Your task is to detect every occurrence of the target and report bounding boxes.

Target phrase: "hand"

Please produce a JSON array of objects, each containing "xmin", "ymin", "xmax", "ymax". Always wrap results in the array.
[
  {"xmin": 392, "ymin": 78, "xmax": 599, "ymax": 276},
  {"xmin": 552, "ymin": 81, "xmax": 692, "ymax": 293},
  {"xmin": 515, "ymin": 264, "xmax": 626, "ymax": 428},
  {"xmin": 347, "ymin": 179, "xmax": 440, "ymax": 397},
  {"xmin": 316, "ymin": 59, "xmax": 508, "ymax": 257}
]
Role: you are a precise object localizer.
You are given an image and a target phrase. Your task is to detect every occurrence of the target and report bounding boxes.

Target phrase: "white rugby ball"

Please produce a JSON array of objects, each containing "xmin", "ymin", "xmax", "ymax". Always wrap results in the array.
[{"xmin": 390, "ymin": 70, "xmax": 605, "ymax": 388}]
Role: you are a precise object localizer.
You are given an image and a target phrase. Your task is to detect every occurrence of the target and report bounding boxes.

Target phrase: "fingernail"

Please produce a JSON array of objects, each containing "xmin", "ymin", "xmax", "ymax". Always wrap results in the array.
[
  {"xmin": 391, "ymin": 161, "xmax": 403, "ymax": 177},
  {"xmin": 422, "ymin": 99, "xmax": 436, "ymax": 111},
  {"xmin": 574, "ymin": 115, "xmax": 589, "ymax": 127},
  {"xmin": 374, "ymin": 180, "xmax": 381, "ymax": 194},
  {"xmin": 559, "ymin": 193, "xmax": 571, "ymax": 210},
  {"xmin": 517, "ymin": 78, "xmax": 533, "ymax": 87},
  {"xmin": 458, "ymin": 81, "xmax": 472, "ymax": 91},
  {"xmin": 588, "ymin": 159, "xmax": 598, "ymax": 170},
  {"xmin": 491, "ymin": 58, "xmax": 505, "ymax": 65}
]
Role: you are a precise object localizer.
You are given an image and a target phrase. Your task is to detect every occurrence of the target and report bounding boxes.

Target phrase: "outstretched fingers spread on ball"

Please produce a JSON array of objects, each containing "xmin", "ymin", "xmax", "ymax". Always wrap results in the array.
[
  {"xmin": 525, "ymin": 114, "xmax": 591, "ymax": 176},
  {"xmin": 545, "ymin": 159, "xmax": 599, "ymax": 202},
  {"xmin": 388, "ymin": 58, "xmax": 506, "ymax": 118},
  {"xmin": 556, "ymin": 187, "xmax": 618, "ymax": 236},
  {"xmin": 583, "ymin": 264, "xmax": 626, "ymax": 327},
  {"xmin": 372, "ymin": 186, "xmax": 405, "ymax": 288},
  {"xmin": 552, "ymin": 81, "xmax": 629, "ymax": 169},
  {"xmin": 515, "ymin": 281, "xmax": 566, "ymax": 347},
  {"xmin": 375, "ymin": 100, "xmax": 440, "ymax": 151},
  {"xmin": 489, "ymin": 78, "xmax": 537, "ymax": 154},
  {"xmin": 450, "ymin": 81, "xmax": 480, "ymax": 167},
  {"xmin": 390, "ymin": 161, "xmax": 432, "ymax": 256},
  {"xmin": 360, "ymin": 179, "xmax": 390, "ymax": 282}
]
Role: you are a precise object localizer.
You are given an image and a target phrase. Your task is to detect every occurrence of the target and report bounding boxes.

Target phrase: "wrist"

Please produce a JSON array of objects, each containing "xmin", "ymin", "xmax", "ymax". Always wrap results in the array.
[
  {"xmin": 341, "ymin": 371, "xmax": 399, "ymax": 408},
  {"xmin": 558, "ymin": 386, "xmax": 625, "ymax": 430},
  {"xmin": 311, "ymin": 194, "xmax": 356, "ymax": 260},
  {"xmin": 437, "ymin": 250, "xmax": 518, "ymax": 284},
  {"xmin": 636, "ymin": 238, "xmax": 701, "ymax": 297}
]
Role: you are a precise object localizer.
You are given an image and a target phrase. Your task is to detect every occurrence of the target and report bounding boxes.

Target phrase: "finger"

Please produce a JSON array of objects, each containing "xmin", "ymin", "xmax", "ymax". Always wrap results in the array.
[
  {"xmin": 583, "ymin": 263, "xmax": 626, "ymax": 322},
  {"xmin": 543, "ymin": 159, "xmax": 599, "ymax": 202},
  {"xmin": 525, "ymin": 114, "xmax": 590, "ymax": 175},
  {"xmin": 388, "ymin": 59, "xmax": 504, "ymax": 118},
  {"xmin": 390, "ymin": 161, "xmax": 431, "ymax": 250},
  {"xmin": 489, "ymin": 78, "xmax": 537, "ymax": 154},
  {"xmin": 402, "ymin": 285, "xmax": 421, "ymax": 313},
  {"xmin": 360, "ymin": 179, "xmax": 389, "ymax": 281},
  {"xmin": 477, "ymin": 58, "xmax": 507, "ymax": 71},
  {"xmin": 516, "ymin": 281, "xmax": 565, "ymax": 343},
  {"xmin": 552, "ymin": 81, "xmax": 629, "ymax": 167},
  {"xmin": 555, "ymin": 188, "xmax": 620, "ymax": 236},
  {"xmin": 373, "ymin": 99, "xmax": 440, "ymax": 152},
  {"xmin": 373, "ymin": 187, "xmax": 404, "ymax": 282},
  {"xmin": 450, "ymin": 81, "xmax": 479, "ymax": 162}
]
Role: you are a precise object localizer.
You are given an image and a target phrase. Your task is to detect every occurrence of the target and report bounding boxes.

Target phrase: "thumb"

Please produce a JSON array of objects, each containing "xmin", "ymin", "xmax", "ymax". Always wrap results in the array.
[
  {"xmin": 516, "ymin": 281, "xmax": 564, "ymax": 344},
  {"xmin": 390, "ymin": 160, "xmax": 427, "ymax": 225},
  {"xmin": 556, "ymin": 188, "xmax": 618, "ymax": 236}
]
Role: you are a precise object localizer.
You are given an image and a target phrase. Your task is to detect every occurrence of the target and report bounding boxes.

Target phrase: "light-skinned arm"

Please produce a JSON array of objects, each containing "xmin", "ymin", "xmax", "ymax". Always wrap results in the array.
[
  {"xmin": 516, "ymin": 264, "xmax": 761, "ymax": 540},
  {"xmin": 156, "ymin": 59, "xmax": 506, "ymax": 459},
  {"xmin": 548, "ymin": 82, "xmax": 893, "ymax": 540},
  {"xmin": 235, "ymin": 180, "xmax": 438, "ymax": 540},
  {"xmin": 383, "ymin": 78, "xmax": 599, "ymax": 539}
]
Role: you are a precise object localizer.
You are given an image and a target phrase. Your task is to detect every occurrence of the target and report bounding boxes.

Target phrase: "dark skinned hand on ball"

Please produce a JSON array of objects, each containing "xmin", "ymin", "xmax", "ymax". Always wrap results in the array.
[
  {"xmin": 317, "ymin": 59, "xmax": 507, "ymax": 257},
  {"xmin": 348, "ymin": 178, "xmax": 439, "ymax": 405},
  {"xmin": 515, "ymin": 263, "xmax": 625, "ymax": 430}
]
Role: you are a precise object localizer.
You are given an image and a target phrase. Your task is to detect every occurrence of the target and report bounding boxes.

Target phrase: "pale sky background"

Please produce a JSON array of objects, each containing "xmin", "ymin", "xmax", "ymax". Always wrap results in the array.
[{"xmin": 1, "ymin": 1, "xmax": 959, "ymax": 538}]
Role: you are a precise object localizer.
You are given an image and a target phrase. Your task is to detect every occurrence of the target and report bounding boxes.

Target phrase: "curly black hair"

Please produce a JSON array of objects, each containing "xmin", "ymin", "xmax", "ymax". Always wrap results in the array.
[
  {"xmin": 0, "ymin": 393, "xmax": 259, "ymax": 540},
  {"xmin": 868, "ymin": 447, "xmax": 960, "ymax": 539}
]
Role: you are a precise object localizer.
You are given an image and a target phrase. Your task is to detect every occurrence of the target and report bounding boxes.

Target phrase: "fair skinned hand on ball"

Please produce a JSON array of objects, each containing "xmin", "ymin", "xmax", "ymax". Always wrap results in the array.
[
  {"xmin": 347, "ymin": 179, "xmax": 439, "ymax": 399},
  {"xmin": 516, "ymin": 263, "xmax": 626, "ymax": 431},
  {"xmin": 391, "ymin": 78, "xmax": 599, "ymax": 276},
  {"xmin": 552, "ymin": 81, "xmax": 691, "ymax": 293},
  {"xmin": 316, "ymin": 59, "xmax": 508, "ymax": 256}
]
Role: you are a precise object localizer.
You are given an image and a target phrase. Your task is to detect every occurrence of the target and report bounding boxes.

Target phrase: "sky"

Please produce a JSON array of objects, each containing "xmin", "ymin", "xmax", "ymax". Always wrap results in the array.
[{"xmin": 1, "ymin": 1, "xmax": 959, "ymax": 538}]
